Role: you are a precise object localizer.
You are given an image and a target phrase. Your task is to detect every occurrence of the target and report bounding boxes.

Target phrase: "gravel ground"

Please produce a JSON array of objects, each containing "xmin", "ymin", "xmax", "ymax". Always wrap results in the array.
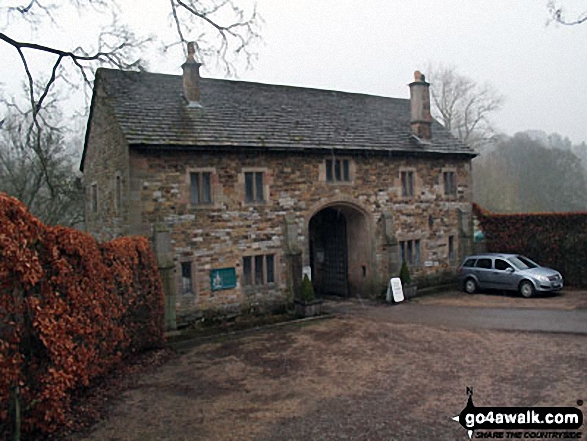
[
  {"xmin": 411, "ymin": 288, "xmax": 587, "ymax": 310},
  {"xmin": 76, "ymin": 312, "xmax": 586, "ymax": 441}
]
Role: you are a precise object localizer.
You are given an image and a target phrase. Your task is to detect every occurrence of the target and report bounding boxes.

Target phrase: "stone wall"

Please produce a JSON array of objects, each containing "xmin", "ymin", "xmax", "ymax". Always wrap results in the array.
[
  {"xmin": 122, "ymin": 148, "xmax": 472, "ymax": 318},
  {"xmin": 81, "ymin": 86, "xmax": 130, "ymax": 241}
]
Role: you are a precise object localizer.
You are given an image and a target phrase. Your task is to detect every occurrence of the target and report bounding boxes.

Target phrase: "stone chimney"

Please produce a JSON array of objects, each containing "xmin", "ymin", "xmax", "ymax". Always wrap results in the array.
[
  {"xmin": 182, "ymin": 42, "xmax": 202, "ymax": 108},
  {"xmin": 409, "ymin": 71, "xmax": 432, "ymax": 140}
]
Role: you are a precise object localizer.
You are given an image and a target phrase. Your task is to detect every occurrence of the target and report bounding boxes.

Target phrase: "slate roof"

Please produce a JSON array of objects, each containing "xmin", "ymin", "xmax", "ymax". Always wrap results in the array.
[{"xmin": 88, "ymin": 68, "xmax": 474, "ymax": 156}]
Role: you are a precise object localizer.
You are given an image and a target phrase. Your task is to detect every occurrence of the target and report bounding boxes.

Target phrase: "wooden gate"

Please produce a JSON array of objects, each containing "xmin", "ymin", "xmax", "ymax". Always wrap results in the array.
[{"xmin": 310, "ymin": 208, "xmax": 348, "ymax": 296}]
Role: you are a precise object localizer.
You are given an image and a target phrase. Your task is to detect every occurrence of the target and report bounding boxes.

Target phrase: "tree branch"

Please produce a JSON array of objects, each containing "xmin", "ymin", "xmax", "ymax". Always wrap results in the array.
[
  {"xmin": 548, "ymin": 1, "xmax": 587, "ymax": 25},
  {"xmin": 170, "ymin": 0, "xmax": 261, "ymax": 74}
]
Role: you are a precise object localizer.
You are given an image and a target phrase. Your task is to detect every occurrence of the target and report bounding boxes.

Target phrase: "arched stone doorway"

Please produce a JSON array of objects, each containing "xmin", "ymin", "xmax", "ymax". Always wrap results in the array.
[{"xmin": 308, "ymin": 203, "xmax": 372, "ymax": 297}]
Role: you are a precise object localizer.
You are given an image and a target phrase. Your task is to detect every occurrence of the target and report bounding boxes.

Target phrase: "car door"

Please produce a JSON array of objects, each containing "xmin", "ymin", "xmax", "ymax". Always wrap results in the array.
[
  {"xmin": 474, "ymin": 257, "xmax": 494, "ymax": 289},
  {"xmin": 493, "ymin": 258, "xmax": 516, "ymax": 290}
]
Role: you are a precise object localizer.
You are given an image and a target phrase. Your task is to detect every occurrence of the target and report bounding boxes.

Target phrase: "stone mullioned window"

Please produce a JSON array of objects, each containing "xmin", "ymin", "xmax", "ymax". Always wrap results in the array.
[
  {"xmin": 243, "ymin": 254, "xmax": 275, "ymax": 286},
  {"xmin": 400, "ymin": 239, "xmax": 421, "ymax": 266},
  {"xmin": 245, "ymin": 171, "xmax": 265, "ymax": 203},
  {"xmin": 326, "ymin": 158, "xmax": 350, "ymax": 182},
  {"xmin": 241, "ymin": 167, "xmax": 270, "ymax": 205},
  {"xmin": 190, "ymin": 171, "xmax": 212, "ymax": 205}
]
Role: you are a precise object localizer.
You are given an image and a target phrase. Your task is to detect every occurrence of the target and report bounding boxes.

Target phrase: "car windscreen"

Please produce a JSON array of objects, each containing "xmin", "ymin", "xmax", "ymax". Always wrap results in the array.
[{"xmin": 508, "ymin": 255, "xmax": 539, "ymax": 270}]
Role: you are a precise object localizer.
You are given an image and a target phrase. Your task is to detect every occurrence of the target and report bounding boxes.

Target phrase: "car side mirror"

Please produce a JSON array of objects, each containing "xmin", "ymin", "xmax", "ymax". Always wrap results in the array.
[{"xmin": 506, "ymin": 267, "xmax": 514, "ymax": 273}]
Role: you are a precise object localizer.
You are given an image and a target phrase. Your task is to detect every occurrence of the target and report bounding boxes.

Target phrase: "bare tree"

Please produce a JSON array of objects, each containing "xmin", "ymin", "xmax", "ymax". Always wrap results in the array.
[
  {"xmin": 548, "ymin": 1, "xmax": 587, "ymax": 25},
  {"xmin": 1, "ymin": 0, "xmax": 262, "ymax": 118},
  {"xmin": 1, "ymin": 1, "xmax": 261, "ymax": 223},
  {"xmin": 427, "ymin": 64, "xmax": 504, "ymax": 151},
  {"xmin": 0, "ymin": 96, "xmax": 84, "ymax": 227},
  {"xmin": 473, "ymin": 132, "xmax": 587, "ymax": 213}
]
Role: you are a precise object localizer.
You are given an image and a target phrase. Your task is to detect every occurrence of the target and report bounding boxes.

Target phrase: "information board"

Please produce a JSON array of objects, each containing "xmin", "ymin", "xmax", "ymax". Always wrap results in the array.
[
  {"xmin": 386, "ymin": 277, "xmax": 405, "ymax": 303},
  {"xmin": 211, "ymin": 267, "xmax": 237, "ymax": 291}
]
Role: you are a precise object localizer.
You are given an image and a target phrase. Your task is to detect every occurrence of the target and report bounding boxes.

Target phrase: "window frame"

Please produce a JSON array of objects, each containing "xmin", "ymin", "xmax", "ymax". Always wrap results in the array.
[
  {"xmin": 443, "ymin": 170, "xmax": 457, "ymax": 197},
  {"xmin": 190, "ymin": 171, "xmax": 213, "ymax": 205},
  {"xmin": 399, "ymin": 239, "xmax": 421, "ymax": 267},
  {"xmin": 400, "ymin": 170, "xmax": 415, "ymax": 197},
  {"xmin": 180, "ymin": 261, "xmax": 194, "ymax": 295},
  {"xmin": 243, "ymin": 253, "xmax": 277, "ymax": 287},
  {"xmin": 177, "ymin": 258, "xmax": 197, "ymax": 298},
  {"xmin": 90, "ymin": 182, "xmax": 98, "ymax": 213},
  {"xmin": 115, "ymin": 173, "xmax": 122, "ymax": 213},
  {"xmin": 325, "ymin": 158, "xmax": 352, "ymax": 183},
  {"xmin": 244, "ymin": 170, "xmax": 266, "ymax": 204}
]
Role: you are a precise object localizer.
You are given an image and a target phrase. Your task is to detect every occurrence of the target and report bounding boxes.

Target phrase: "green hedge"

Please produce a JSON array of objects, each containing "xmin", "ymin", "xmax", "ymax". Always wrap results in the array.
[{"xmin": 473, "ymin": 203, "xmax": 587, "ymax": 287}]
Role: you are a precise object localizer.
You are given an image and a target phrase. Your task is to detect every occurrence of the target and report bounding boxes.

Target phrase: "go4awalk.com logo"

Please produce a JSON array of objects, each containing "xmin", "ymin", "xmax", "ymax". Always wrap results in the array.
[{"xmin": 452, "ymin": 388, "xmax": 584, "ymax": 439}]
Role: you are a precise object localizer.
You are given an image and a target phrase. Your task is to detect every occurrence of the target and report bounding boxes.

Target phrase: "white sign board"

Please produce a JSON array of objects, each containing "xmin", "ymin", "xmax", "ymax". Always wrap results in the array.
[
  {"xmin": 386, "ymin": 277, "xmax": 405, "ymax": 303},
  {"xmin": 302, "ymin": 266, "xmax": 312, "ymax": 281}
]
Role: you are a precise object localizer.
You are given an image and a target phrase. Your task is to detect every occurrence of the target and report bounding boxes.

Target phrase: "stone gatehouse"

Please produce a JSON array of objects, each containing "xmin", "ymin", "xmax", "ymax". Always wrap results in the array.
[{"xmin": 81, "ymin": 44, "xmax": 476, "ymax": 318}]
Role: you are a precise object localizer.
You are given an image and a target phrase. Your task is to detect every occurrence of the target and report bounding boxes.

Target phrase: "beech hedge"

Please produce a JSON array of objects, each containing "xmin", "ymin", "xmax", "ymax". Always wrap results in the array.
[
  {"xmin": 0, "ymin": 193, "xmax": 165, "ymax": 435},
  {"xmin": 473, "ymin": 203, "xmax": 587, "ymax": 287}
]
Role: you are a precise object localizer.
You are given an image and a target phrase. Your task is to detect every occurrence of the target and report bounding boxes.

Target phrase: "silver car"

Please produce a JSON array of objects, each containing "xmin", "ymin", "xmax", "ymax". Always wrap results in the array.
[{"xmin": 457, "ymin": 253, "xmax": 563, "ymax": 298}]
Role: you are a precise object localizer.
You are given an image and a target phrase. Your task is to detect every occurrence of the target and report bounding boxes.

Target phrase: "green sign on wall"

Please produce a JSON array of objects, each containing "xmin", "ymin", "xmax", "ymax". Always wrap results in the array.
[{"xmin": 211, "ymin": 267, "xmax": 237, "ymax": 291}]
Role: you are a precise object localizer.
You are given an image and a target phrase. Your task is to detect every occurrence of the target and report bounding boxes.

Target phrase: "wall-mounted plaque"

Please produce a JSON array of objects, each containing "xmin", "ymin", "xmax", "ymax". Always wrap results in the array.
[{"xmin": 211, "ymin": 267, "xmax": 237, "ymax": 291}]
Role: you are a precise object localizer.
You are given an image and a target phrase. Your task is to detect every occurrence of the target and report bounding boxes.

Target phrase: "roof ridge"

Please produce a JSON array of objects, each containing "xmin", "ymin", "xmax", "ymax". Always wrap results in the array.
[{"xmin": 96, "ymin": 68, "xmax": 410, "ymax": 103}]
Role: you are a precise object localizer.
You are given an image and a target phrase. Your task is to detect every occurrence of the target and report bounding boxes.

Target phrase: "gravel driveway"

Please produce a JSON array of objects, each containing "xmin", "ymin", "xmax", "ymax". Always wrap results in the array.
[
  {"xmin": 412, "ymin": 288, "xmax": 587, "ymax": 310},
  {"xmin": 77, "ymin": 297, "xmax": 586, "ymax": 441}
]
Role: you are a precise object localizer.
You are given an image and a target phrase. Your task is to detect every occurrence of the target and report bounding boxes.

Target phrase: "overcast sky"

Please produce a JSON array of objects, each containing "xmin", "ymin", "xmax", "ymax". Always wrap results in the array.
[{"xmin": 2, "ymin": 0, "xmax": 587, "ymax": 145}]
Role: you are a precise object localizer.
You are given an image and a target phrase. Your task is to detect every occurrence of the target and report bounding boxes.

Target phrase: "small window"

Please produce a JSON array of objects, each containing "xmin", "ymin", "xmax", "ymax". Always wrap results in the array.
[
  {"xmin": 190, "ymin": 172, "xmax": 212, "ymax": 205},
  {"xmin": 254, "ymin": 255, "xmax": 264, "ymax": 285},
  {"xmin": 495, "ymin": 259, "xmax": 513, "ymax": 271},
  {"xmin": 266, "ymin": 255, "xmax": 275, "ymax": 283},
  {"xmin": 115, "ymin": 175, "xmax": 122, "ymax": 212},
  {"xmin": 444, "ymin": 171, "xmax": 457, "ymax": 196},
  {"xmin": 181, "ymin": 261, "xmax": 193, "ymax": 295},
  {"xmin": 448, "ymin": 236, "xmax": 455, "ymax": 261},
  {"xmin": 243, "ymin": 254, "xmax": 276, "ymax": 286},
  {"xmin": 326, "ymin": 159, "xmax": 350, "ymax": 182},
  {"xmin": 91, "ymin": 183, "xmax": 98, "ymax": 213},
  {"xmin": 401, "ymin": 171, "xmax": 414, "ymax": 197},
  {"xmin": 243, "ymin": 256, "xmax": 253, "ymax": 286},
  {"xmin": 407, "ymin": 240, "xmax": 413, "ymax": 264},
  {"xmin": 400, "ymin": 239, "xmax": 420, "ymax": 266},
  {"xmin": 475, "ymin": 258, "xmax": 492, "ymax": 269},
  {"xmin": 245, "ymin": 172, "xmax": 265, "ymax": 203},
  {"xmin": 326, "ymin": 160, "xmax": 333, "ymax": 182}
]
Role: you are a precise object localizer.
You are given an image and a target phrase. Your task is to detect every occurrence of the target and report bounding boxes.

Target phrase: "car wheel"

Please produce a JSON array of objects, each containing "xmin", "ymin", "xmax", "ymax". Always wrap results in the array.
[
  {"xmin": 464, "ymin": 278, "xmax": 477, "ymax": 294},
  {"xmin": 519, "ymin": 280, "xmax": 535, "ymax": 298}
]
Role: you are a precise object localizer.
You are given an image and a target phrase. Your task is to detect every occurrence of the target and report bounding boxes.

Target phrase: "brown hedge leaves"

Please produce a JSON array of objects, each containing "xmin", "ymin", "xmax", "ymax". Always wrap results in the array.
[{"xmin": 0, "ymin": 193, "xmax": 165, "ymax": 435}]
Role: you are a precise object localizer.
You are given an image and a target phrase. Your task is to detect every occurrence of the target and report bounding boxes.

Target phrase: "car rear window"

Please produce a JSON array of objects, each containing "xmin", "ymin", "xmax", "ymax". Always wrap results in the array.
[
  {"xmin": 463, "ymin": 258, "xmax": 476, "ymax": 267},
  {"xmin": 475, "ymin": 258, "xmax": 492, "ymax": 269}
]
